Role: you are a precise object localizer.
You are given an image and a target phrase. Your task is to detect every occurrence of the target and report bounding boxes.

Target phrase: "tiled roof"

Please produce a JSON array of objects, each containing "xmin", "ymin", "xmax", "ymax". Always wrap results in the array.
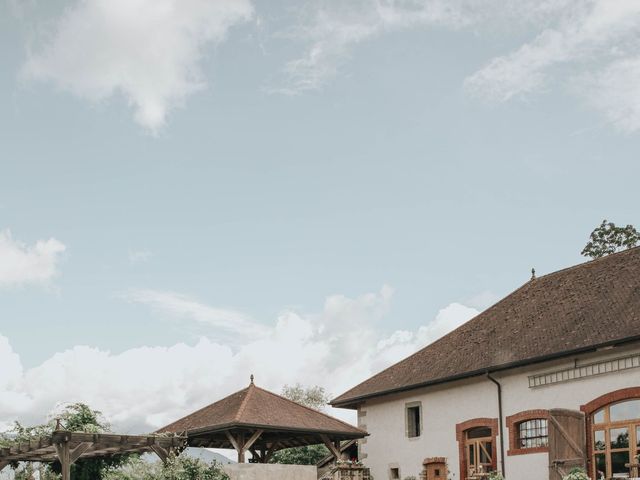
[
  {"xmin": 332, "ymin": 247, "xmax": 640, "ymax": 407},
  {"xmin": 158, "ymin": 382, "xmax": 365, "ymax": 436}
]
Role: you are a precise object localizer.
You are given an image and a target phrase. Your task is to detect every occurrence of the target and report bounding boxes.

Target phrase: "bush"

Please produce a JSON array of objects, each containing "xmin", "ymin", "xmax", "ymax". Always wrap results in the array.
[
  {"xmin": 103, "ymin": 455, "xmax": 229, "ymax": 480},
  {"xmin": 562, "ymin": 468, "xmax": 590, "ymax": 480}
]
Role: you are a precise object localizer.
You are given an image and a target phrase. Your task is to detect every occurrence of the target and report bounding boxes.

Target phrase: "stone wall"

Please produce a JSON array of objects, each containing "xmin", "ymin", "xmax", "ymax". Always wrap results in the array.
[{"xmin": 223, "ymin": 463, "xmax": 317, "ymax": 480}]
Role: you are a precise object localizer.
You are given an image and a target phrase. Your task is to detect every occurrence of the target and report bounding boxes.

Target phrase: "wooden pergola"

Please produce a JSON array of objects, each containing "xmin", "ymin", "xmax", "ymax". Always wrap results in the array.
[
  {"xmin": 158, "ymin": 378, "xmax": 367, "ymax": 463},
  {"xmin": 0, "ymin": 430, "xmax": 186, "ymax": 480}
]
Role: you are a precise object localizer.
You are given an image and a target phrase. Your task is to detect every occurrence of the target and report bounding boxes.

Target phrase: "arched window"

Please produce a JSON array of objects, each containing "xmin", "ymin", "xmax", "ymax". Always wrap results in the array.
[
  {"xmin": 590, "ymin": 398, "xmax": 640, "ymax": 479},
  {"xmin": 518, "ymin": 419, "xmax": 549, "ymax": 449},
  {"xmin": 506, "ymin": 410, "xmax": 549, "ymax": 456}
]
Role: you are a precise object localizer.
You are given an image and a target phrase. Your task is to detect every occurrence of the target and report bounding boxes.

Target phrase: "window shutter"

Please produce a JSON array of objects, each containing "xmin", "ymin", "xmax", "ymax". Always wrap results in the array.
[{"xmin": 548, "ymin": 409, "xmax": 586, "ymax": 480}]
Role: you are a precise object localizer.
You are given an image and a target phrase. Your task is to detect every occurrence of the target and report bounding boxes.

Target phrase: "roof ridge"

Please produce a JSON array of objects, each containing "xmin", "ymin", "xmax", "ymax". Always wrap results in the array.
[
  {"xmin": 532, "ymin": 245, "xmax": 640, "ymax": 282},
  {"xmin": 234, "ymin": 383, "xmax": 254, "ymax": 422},
  {"xmin": 255, "ymin": 386, "xmax": 365, "ymax": 433}
]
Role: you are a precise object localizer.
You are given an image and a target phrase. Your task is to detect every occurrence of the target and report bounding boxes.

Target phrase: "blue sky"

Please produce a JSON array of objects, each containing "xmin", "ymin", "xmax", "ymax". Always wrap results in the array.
[{"xmin": 1, "ymin": 0, "xmax": 639, "ymax": 432}]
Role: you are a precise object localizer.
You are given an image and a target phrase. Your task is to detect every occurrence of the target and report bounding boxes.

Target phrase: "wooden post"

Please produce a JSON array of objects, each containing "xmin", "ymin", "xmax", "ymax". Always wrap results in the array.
[
  {"xmin": 225, "ymin": 430, "xmax": 263, "ymax": 463},
  {"xmin": 320, "ymin": 434, "xmax": 341, "ymax": 460},
  {"xmin": 55, "ymin": 441, "xmax": 71, "ymax": 480}
]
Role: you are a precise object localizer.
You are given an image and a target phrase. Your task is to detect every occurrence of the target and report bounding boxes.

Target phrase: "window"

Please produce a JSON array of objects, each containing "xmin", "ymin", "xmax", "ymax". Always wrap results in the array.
[
  {"xmin": 390, "ymin": 467, "xmax": 400, "ymax": 479},
  {"xmin": 518, "ymin": 419, "xmax": 549, "ymax": 449},
  {"xmin": 406, "ymin": 403, "xmax": 422, "ymax": 438},
  {"xmin": 506, "ymin": 410, "xmax": 549, "ymax": 455},
  {"xmin": 590, "ymin": 398, "xmax": 640, "ymax": 479}
]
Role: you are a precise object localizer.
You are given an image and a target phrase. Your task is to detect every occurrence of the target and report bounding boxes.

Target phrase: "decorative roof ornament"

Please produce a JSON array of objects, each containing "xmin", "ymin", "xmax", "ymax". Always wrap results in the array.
[
  {"xmin": 531, "ymin": 268, "xmax": 536, "ymax": 281},
  {"xmin": 250, "ymin": 374, "xmax": 254, "ymax": 385}
]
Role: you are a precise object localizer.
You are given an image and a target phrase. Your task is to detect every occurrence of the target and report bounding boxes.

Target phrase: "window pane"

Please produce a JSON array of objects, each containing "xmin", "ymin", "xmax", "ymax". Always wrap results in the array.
[
  {"xmin": 610, "ymin": 427, "xmax": 630, "ymax": 449},
  {"xmin": 467, "ymin": 427, "xmax": 491, "ymax": 439},
  {"xmin": 610, "ymin": 399, "xmax": 640, "ymax": 422},
  {"xmin": 407, "ymin": 406, "xmax": 420, "ymax": 437},
  {"xmin": 611, "ymin": 451, "xmax": 630, "ymax": 475},
  {"xmin": 637, "ymin": 426, "xmax": 640, "ymax": 448},
  {"xmin": 469, "ymin": 444, "xmax": 475, "ymax": 465},
  {"xmin": 518, "ymin": 418, "xmax": 548, "ymax": 448},
  {"xmin": 480, "ymin": 441, "xmax": 492, "ymax": 464},
  {"xmin": 594, "ymin": 409, "xmax": 605, "ymax": 424},
  {"xmin": 594, "ymin": 453, "xmax": 606, "ymax": 480},
  {"xmin": 594, "ymin": 430, "xmax": 606, "ymax": 451}
]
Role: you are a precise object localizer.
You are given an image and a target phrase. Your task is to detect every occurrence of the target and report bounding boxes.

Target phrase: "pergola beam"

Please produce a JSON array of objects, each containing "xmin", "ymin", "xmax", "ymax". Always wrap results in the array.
[
  {"xmin": 70, "ymin": 442, "xmax": 92, "ymax": 463},
  {"xmin": 0, "ymin": 432, "xmax": 186, "ymax": 468}
]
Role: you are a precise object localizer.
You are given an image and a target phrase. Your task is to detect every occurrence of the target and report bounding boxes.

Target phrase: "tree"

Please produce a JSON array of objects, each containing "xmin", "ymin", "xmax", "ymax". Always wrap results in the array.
[
  {"xmin": 1, "ymin": 403, "xmax": 130, "ymax": 480},
  {"xmin": 280, "ymin": 384, "xmax": 330, "ymax": 410},
  {"xmin": 582, "ymin": 220, "xmax": 640, "ymax": 259},
  {"xmin": 269, "ymin": 384, "xmax": 331, "ymax": 465}
]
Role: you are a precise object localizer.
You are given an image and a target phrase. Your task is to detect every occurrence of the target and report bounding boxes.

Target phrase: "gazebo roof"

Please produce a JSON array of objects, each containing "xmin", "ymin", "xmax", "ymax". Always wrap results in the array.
[{"xmin": 158, "ymin": 381, "xmax": 365, "ymax": 438}]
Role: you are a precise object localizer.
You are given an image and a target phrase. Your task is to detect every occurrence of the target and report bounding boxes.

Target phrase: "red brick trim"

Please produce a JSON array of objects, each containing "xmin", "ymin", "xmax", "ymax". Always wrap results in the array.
[
  {"xmin": 505, "ymin": 409, "xmax": 550, "ymax": 456},
  {"xmin": 580, "ymin": 387, "xmax": 640, "ymax": 479},
  {"xmin": 455, "ymin": 418, "xmax": 499, "ymax": 480}
]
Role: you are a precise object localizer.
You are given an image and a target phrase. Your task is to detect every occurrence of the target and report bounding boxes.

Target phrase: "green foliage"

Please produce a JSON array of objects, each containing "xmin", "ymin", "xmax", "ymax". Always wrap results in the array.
[
  {"xmin": 1, "ymin": 403, "xmax": 130, "ymax": 480},
  {"xmin": 269, "ymin": 384, "xmax": 331, "ymax": 465},
  {"xmin": 562, "ymin": 467, "xmax": 590, "ymax": 480},
  {"xmin": 103, "ymin": 455, "xmax": 229, "ymax": 480},
  {"xmin": 268, "ymin": 444, "xmax": 330, "ymax": 465},
  {"xmin": 582, "ymin": 219, "xmax": 640, "ymax": 258},
  {"xmin": 487, "ymin": 473, "xmax": 504, "ymax": 480}
]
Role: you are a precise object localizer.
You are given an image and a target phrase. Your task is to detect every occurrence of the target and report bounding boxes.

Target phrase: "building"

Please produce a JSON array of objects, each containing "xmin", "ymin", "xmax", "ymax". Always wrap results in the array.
[{"xmin": 331, "ymin": 247, "xmax": 640, "ymax": 480}]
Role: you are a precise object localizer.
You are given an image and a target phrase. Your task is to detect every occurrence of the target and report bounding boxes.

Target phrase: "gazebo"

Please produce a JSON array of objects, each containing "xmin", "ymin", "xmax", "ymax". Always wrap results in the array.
[{"xmin": 157, "ymin": 377, "xmax": 367, "ymax": 463}]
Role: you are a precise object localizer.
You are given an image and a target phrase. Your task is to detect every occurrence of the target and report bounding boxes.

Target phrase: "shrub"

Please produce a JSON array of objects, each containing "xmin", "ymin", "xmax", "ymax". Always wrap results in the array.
[{"xmin": 562, "ymin": 468, "xmax": 590, "ymax": 480}]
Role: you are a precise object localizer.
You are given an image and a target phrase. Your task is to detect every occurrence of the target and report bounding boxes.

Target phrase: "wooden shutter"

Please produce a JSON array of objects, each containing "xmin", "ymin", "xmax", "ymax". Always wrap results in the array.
[{"xmin": 548, "ymin": 409, "xmax": 586, "ymax": 480}]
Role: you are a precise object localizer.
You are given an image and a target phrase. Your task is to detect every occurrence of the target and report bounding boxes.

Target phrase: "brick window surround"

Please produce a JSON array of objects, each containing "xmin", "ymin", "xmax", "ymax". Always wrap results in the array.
[
  {"xmin": 456, "ymin": 418, "xmax": 499, "ymax": 480},
  {"xmin": 580, "ymin": 387, "xmax": 640, "ymax": 479},
  {"xmin": 506, "ymin": 409, "xmax": 550, "ymax": 456}
]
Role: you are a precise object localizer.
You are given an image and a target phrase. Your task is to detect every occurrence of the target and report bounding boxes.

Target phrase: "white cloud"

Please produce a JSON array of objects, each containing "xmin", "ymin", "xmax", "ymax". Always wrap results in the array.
[
  {"xmin": 0, "ymin": 229, "xmax": 66, "ymax": 288},
  {"xmin": 279, "ymin": 0, "xmax": 640, "ymax": 132},
  {"xmin": 22, "ymin": 0, "xmax": 254, "ymax": 132},
  {"xmin": 268, "ymin": 0, "xmax": 470, "ymax": 95},
  {"xmin": 465, "ymin": 1, "xmax": 640, "ymax": 104},
  {"xmin": 122, "ymin": 288, "xmax": 269, "ymax": 342},
  {"xmin": 0, "ymin": 286, "xmax": 479, "ymax": 433},
  {"xmin": 578, "ymin": 57, "xmax": 640, "ymax": 134},
  {"xmin": 128, "ymin": 249, "xmax": 153, "ymax": 264}
]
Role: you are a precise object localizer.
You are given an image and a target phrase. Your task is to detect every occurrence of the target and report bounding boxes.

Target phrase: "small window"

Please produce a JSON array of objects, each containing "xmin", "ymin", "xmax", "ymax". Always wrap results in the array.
[
  {"xmin": 407, "ymin": 404, "xmax": 421, "ymax": 438},
  {"xmin": 518, "ymin": 419, "xmax": 548, "ymax": 449},
  {"xmin": 390, "ymin": 467, "xmax": 400, "ymax": 479}
]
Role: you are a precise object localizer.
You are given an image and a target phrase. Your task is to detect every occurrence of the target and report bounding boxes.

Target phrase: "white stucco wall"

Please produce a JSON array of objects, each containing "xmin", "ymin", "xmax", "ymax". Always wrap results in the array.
[
  {"xmin": 357, "ymin": 342, "xmax": 640, "ymax": 480},
  {"xmin": 223, "ymin": 464, "xmax": 316, "ymax": 480}
]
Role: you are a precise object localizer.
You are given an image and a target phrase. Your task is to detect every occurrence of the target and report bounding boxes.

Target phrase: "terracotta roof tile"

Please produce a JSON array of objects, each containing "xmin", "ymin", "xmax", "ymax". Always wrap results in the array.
[{"xmin": 332, "ymin": 247, "xmax": 640, "ymax": 407}]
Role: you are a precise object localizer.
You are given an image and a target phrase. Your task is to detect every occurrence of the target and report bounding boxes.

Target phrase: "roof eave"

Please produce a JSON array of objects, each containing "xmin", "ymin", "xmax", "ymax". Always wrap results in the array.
[
  {"xmin": 168, "ymin": 421, "xmax": 368, "ymax": 438},
  {"xmin": 331, "ymin": 334, "xmax": 640, "ymax": 409}
]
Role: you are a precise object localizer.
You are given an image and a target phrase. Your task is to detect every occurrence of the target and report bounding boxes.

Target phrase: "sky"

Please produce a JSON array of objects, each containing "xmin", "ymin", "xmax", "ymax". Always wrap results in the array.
[{"xmin": 1, "ymin": 0, "xmax": 640, "ymax": 435}]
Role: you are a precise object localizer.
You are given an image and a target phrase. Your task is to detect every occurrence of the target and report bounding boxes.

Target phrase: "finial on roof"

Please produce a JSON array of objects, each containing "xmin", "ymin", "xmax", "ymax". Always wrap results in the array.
[
  {"xmin": 250, "ymin": 374, "xmax": 254, "ymax": 385},
  {"xmin": 531, "ymin": 268, "xmax": 536, "ymax": 281}
]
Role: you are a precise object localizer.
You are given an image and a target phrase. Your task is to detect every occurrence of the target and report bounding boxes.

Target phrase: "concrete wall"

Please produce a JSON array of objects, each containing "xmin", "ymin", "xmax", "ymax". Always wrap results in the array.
[
  {"xmin": 222, "ymin": 463, "xmax": 317, "ymax": 480},
  {"xmin": 358, "ymin": 342, "xmax": 640, "ymax": 480}
]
